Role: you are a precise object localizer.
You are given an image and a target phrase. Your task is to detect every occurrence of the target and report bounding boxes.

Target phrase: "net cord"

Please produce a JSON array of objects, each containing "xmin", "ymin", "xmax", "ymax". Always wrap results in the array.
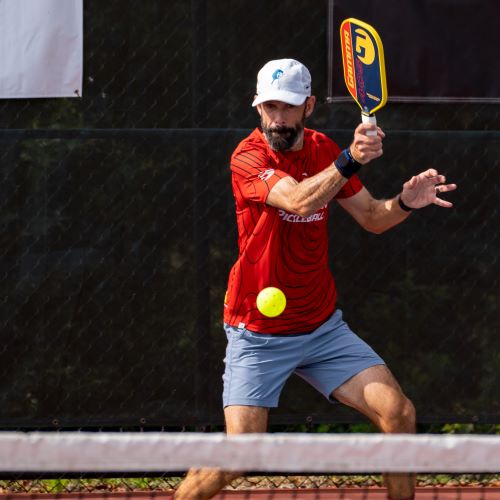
[{"xmin": 1, "ymin": 432, "xmax": 499, "ymax": 473}]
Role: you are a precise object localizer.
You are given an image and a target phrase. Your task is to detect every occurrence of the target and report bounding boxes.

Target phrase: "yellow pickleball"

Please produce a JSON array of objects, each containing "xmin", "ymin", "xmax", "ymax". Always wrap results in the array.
[{"xmin": 256, "ymin": 287, "xmax": 286, "ymax": 317}]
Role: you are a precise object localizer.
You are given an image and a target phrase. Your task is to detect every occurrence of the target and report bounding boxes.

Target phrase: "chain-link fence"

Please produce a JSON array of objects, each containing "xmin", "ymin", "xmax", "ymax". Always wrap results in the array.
[
  {"xmin": 2, "ymin": 470, "xmax": 499, "ymax": 496},
  {"xmin": 0, "ymin": 0, "xmax": 499, "ymax": 431}
]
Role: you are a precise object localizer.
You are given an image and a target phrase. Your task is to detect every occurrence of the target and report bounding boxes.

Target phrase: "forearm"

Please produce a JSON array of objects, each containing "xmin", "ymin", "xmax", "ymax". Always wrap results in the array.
[
  {"xmin": 286, "ymin": 165, "xmax": 348, "ymax": 216},
  {"xmin": 267, "ymin": 147, "xmax": 363, "ymax": 217},
  {"xmin": 363, "ymin": 195, "xmax": 412, "ymax": 234}
]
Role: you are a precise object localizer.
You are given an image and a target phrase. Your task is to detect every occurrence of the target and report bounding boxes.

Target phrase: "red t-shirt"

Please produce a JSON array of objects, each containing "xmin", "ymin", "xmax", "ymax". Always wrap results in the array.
[{"xmin": 224, "ymin": 127, "xmax": 363, "ymax": 334}]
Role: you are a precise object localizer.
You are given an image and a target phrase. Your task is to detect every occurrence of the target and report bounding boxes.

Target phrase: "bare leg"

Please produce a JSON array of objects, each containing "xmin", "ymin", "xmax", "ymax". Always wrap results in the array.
[
  {"xmin": 333, "ymin": 365, "xmax": 416, "ymax": 500},
  {"xmin": 174, "ymin": 406, "xmax": 268, "ymax": 499}
]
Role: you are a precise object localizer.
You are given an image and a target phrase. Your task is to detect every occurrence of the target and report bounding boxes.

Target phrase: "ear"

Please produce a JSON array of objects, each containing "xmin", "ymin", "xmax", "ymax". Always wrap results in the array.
[
  {"xmin": 304, "ymin": 96, "xmax": 316, "ymax": 118},
  {"xmin": 254, "ymin": 99, "xmax": 263, "ymax": 116}
]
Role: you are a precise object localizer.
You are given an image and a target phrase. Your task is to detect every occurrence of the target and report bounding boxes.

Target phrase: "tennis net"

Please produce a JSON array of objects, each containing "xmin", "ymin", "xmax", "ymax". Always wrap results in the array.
[{"xmin": 0, "ymin": 431, "xmax": 499, "ymax": 499}]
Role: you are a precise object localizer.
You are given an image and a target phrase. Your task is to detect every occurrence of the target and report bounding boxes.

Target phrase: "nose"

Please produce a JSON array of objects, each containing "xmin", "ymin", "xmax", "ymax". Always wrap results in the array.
[{"xmin": 272, "ymin": 110, "xmax": 287, "ymax": 126}]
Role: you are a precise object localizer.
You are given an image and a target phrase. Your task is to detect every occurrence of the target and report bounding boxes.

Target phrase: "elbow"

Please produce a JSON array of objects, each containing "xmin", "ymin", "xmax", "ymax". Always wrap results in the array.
[
  {"xmin": 289, "ymin": 202, "xmax": 316, "ymax": 218},
  {"xmin": 367, "ymin": 226, "xmax": 386, "ymax": 235},
  {"xmin": 363, "ymin": 221, "xmax": 389, "ymax": 235},
  {"xmin": 359, "ymin": 206, "xmax": 389, "ymax": 234},
  {"xmin": 297, "ymin": 207, "xmax": 316, "ymax": 218}
]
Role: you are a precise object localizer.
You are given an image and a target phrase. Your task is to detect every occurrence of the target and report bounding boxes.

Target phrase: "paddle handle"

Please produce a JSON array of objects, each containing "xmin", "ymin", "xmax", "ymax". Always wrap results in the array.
[{"xmin": 362, "ymin": 114, "xmax": 377, "ymax": 136}]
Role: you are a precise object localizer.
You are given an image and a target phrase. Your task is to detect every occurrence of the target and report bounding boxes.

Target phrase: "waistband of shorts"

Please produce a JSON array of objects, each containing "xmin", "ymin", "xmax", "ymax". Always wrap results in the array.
[
  {"xmin": 224, "ymin": 310, "xmax": 341, "ymax": 337},
  {"xmin": 224, "ymin": 323, "xmax": 314, "ymax": 337}
]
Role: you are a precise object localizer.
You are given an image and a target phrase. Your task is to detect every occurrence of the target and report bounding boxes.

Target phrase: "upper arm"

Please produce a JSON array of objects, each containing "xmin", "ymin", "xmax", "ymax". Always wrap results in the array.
[
  {"xmin": 338, "ymin": 186, "xmax": 410, "ymax": 234},
  {"xmin": 230, "ymin": 145, "xmax": 302, "ymax": 214},
  {"xmin": 231, "ymin": 148, "xmax": 289, "ymax": 205}
]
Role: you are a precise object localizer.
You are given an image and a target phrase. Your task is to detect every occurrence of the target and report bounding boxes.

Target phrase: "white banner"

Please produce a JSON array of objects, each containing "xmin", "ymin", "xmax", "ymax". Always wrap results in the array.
[{"xmin": 0, "ymin": 0, "xmax": 83, "ymax": 98}]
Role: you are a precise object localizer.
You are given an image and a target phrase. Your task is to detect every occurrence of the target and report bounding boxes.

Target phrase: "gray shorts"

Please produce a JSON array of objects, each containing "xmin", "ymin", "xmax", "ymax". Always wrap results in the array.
[{"xmin": 222, "ymin": 309, "xmax": 385, "ymax": 408}]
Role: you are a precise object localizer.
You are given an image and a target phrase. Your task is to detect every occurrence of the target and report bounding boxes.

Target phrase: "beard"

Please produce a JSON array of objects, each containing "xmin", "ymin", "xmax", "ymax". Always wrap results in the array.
[{"xmin": 261, "ymin": 116, "xmax": 305, "ymax": 152}]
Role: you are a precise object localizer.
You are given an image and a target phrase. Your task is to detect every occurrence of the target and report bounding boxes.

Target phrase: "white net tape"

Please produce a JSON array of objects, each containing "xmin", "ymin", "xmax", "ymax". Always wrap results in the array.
[{"xmin": 1, "ymin": 432, "xmax": 499, "ymax": 473}]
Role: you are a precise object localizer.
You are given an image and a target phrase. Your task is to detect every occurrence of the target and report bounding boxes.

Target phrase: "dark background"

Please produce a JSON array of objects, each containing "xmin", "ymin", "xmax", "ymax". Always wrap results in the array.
[{"xmin": 0, "ymin": 0, "xmax": 498, "ymax": 429}]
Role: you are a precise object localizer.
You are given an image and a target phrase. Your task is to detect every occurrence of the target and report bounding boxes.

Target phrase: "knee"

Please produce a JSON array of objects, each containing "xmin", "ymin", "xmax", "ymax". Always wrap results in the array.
[
  {"xmin": 381, "ymin": 396, "xmax": 416, "ymax": 434},
  {"xmin": 400, "ymin": 397, "xmax": 416, "ymax": 432}
]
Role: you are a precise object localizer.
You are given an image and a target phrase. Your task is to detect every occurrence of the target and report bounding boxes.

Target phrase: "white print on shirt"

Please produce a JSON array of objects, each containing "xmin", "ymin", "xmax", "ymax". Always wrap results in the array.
[
  {"xmin": 278, "ymin": 206, "xmax": 327, "ymax": 223},
  {"xmin": 258, "ymin": 169, "xmax": 275, "ymax": 181}
]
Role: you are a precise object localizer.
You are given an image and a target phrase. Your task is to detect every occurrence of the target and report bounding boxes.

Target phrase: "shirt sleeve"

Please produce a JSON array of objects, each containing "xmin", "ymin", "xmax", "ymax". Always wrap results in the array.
[
  {"xmin": 230, "ymin": 146, "xmax": 289, "ymax": 203},
  {"xmin": 335, "ymin": 174, "xmax": 363, "ymax": 199}
]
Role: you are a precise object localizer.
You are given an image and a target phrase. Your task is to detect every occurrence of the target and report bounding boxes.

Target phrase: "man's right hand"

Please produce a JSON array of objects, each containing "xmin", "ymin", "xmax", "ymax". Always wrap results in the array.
[{"xmin": 349, "ymin": 123, "xmax": 385, "ymax": 164}]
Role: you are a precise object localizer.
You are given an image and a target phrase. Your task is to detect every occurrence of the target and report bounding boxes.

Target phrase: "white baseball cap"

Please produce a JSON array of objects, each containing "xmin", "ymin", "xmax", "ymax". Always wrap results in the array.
[{"xmin": 252, "ymin": 59, "xmax": 311, "ymax": 107}]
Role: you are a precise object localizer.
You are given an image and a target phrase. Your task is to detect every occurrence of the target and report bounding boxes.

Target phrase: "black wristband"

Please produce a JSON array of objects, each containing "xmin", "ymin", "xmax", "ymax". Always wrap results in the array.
[
  {"xmin": 334, "ymin": 148, "xmax": 361, "ymax": 179},
  {"xmin": 398, "ymin": 194, "xmax": 413, "ymax": 212}
]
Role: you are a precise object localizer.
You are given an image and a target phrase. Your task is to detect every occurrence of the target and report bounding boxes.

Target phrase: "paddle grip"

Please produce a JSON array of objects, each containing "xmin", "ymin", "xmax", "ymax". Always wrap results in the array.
[{"xmin": 362, "ymin": 114, "xmax": 377, "ymax": 136}]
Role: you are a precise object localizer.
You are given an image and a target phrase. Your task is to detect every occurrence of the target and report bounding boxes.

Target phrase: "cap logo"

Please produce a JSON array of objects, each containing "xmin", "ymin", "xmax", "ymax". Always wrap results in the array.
[{"xmin": 271, "ymin": 69, "xmax": 284, "ymax": 84}]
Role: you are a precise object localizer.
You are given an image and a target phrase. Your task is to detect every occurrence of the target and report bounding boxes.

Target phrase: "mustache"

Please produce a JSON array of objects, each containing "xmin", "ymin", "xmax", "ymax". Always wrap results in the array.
[
  {"xmin": 267, "ymin": 125, "xmax": 295, "ymax": 135},
  {"xmin": 261, "ymin": 119, "xmax": 304, "ymax": 152}
]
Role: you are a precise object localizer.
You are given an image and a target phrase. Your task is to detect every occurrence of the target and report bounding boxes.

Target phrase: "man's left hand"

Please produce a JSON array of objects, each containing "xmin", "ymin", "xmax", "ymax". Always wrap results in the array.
[{"xmin": 400, "ymin": 168, "xmax": 457, "ymax": 209}]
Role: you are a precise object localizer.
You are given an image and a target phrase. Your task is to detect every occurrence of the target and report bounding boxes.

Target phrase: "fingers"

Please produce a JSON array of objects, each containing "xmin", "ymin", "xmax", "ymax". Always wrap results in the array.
[
  {"xmin": 434, "ymin": 183, "xmax": 457, "ymax": 208},
  {"xmin": 350, "ymin": 123, "xmax": 385, "ymax": 164},
  {"xmin": 435, "ymin": 183, "xmax": 457, "ymax": 194},
  {"xmin": 418, "ymin": 169, "xmax": 447, "ymax": 187},
  {"xmin": 402, "ymin": 168, "xmax": 457, "ymax": 210},
  {"xmin": 354, "ymin": 123, "xmax": 386, "ymax": 141},
  {"xmin": 423, "ymin": 168, "xmax": 439, "ymax": 178},
  {"xmin": 434, "ymin": 197, "xmax": 454, "ymax": 208},
  {"xmin": 354, "ymin": 123, "xmax": 386, "ymax": 138}
]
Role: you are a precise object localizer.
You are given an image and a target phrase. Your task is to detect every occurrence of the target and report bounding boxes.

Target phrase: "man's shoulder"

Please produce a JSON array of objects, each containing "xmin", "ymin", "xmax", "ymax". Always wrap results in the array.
[
  {"xmin": 232, "ymin": 128, "xmax": 269, "ymax": 159},
  {"xmin": 236, "ymin": 128, "xmax": 266, "ymax": 148},
  {"xmin": 304, "ymin": 128, "xmax": 338, "ymax": 148},
  {"xmin": 303, "ymin": 129, "xmax": 341, "ymax": 161}
]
